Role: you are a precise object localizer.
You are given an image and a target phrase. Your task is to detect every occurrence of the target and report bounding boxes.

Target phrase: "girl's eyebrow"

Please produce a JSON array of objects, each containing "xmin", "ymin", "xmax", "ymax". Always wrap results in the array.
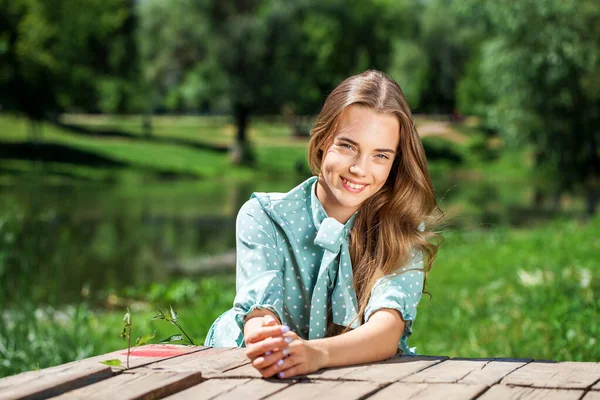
[{"xmin": 336, "ymin": 136, "xmax": 396, "ymax": 154}]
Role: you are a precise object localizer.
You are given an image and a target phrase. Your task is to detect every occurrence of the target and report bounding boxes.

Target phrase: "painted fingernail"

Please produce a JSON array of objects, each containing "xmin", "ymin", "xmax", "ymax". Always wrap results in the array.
[
  {"xmin": 282, "ymin": 348, "xmax": 290, "ymax": 356},
  {"xmin": 265, "ymin": 351, "xmax": 271, "ymax": 355},
  {"xmin": 279, "ymin": 372, "xmax": 285, "ymax": 378},
  {"xmin": 284, "ymin": 337, "xmax": 293, "ymax": 344},
  {"xmin": 277, "ymin": 359, "xmax": 284, "ymax": 367},
  {"xmin": 280, "ymin": 325, "xmax": 290, "ymax": 333}
]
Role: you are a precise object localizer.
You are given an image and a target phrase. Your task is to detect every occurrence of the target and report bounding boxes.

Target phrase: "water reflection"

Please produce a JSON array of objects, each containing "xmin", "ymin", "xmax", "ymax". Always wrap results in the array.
[{"xmin": 0, "ymin": 172, "xmax": 564, "ymax": 307}]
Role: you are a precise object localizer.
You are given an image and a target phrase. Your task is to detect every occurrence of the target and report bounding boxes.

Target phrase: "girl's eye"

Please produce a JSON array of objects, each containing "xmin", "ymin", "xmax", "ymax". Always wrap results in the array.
[
  {"xmin": 339, "ymin": 143, "xmax": 354, "ymax": 150},
  {"xmin": 376, "ymin": 154, "xmax": 389, "ymax": 160}
]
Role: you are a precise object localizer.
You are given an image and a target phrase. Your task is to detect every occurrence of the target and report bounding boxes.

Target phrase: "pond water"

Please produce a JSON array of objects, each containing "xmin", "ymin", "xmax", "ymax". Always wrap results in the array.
[{"xmin": 0, "ymin": 170, "xmax": 556, "ymax": 307}]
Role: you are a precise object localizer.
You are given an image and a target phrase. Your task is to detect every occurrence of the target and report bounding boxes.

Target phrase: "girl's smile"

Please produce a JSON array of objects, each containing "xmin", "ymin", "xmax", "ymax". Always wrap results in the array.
[
  {"xmin": 316, "ymin": 104, "xmax": 400, "ymax": 223},
  {"xmin": 340, "ymin": 176, "xmax": 368, "ymax": 192}
]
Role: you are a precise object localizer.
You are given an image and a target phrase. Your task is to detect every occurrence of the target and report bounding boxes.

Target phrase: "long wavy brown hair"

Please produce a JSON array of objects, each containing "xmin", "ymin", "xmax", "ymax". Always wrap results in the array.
[{"xmin": 307, "ymin": 70, "xmax": 443, "ymax": 334}]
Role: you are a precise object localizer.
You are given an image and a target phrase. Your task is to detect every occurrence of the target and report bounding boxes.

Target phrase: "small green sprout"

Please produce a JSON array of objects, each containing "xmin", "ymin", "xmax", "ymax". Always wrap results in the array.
[
  {"xmin": 101, "ymin": 307, "xmax": 154, "ymax": 369},
  {"xmin": 152, "ymin": 305, "xmax": 196, "ymax": 345}
]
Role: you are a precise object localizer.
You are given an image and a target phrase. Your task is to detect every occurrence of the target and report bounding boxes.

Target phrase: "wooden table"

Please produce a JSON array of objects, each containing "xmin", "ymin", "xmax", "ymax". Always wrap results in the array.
[{"xmin": 1, "ymin": 345, "xmax": 599, "ymax": 400}]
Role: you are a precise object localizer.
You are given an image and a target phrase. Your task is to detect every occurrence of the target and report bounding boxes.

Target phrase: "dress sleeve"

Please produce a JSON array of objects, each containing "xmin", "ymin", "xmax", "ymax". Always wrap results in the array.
[
  {"xmin": 364, "ymin": 250, "xmax": 425, "ymax": 354},
  {"xmin": 232, "ymin": 197, "xmax": 285, "ymax": 331}
]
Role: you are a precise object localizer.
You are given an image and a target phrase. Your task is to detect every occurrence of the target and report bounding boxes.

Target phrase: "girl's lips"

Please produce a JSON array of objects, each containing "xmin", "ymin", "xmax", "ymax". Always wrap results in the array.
[{"xmin": 341, "ymin": 177, "xmax": 368, "ymax": 193}]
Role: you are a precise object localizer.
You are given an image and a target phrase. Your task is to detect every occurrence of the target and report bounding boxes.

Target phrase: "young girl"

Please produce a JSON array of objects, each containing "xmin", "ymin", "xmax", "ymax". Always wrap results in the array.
[{"xmin": 204, "ymin": 69, "xmax": 441, "ymax": 379}]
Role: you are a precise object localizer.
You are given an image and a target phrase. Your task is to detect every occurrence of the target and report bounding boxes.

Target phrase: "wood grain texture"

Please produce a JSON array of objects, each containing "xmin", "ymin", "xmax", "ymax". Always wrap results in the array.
[
  {"xmin": 90, "ymin": 345, "xmax": 208, "ymax": 372},
  {"xmin": 582, "ymin": 391, "xmax": 600, "ymax": 400},
  {"xmin": 147, "ymin": 348, "xmax": 250, "ymax": 378},
  {"xmin": 501, "ymin": 361, "xmax": 600, "ymax": 389},
  {"xmin": 162, "ymin": 378, "xmax": 251, "ymax": 400},
  {"xmin": 210, "ymin": 378, "xmax": 293, "ymax": 400},
  {"xmin": 218, "ymin": 363, "xmax": 263, "ymax": 378},
  {"xmin": 401, "ymin": 360, "xmax": 492, "ymax": 384},
  {"xmin": 334, "ymin": 356, "xmax": 448, "ymax": 383},
  {"xmin": 265, "ymin": 379, "xmax": 383, "ymax": 400},
  {"xmin": 478, "ymin": 385, "xmax": 584, "ymax": 400},
  {"xmin": 455, "ymin": 360, "xmax": 529, "ymax": 386},
  {"xmin": 0, "ymin": 362, "xmax": 112, "ymax": 400},
  {"xmin": 51, "ymin": 370, "xmax": 203, "ymax": 400},
  {"xmin": 367, "ymin": 382, "xmax": 487, "ymax": 400},
  {"xmin": 0, "ymin": 345, "xmax": 207, "ymax": 400}
]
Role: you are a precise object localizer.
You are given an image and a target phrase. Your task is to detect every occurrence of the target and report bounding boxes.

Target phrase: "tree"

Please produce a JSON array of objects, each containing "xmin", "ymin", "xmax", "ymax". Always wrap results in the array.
[
  {"xmin": 137, "ymin": 0, "xmax": 415, "ymax": 164},
  {"xmin": 0, "ymin": 0, "xmax": 140, "ymax": 139},
  {"xmin": 460, "ymin": 0, "xmax": 600, "ymax": 214}
]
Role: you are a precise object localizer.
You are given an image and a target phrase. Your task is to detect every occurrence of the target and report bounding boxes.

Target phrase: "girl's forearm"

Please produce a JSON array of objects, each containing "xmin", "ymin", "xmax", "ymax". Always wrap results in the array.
[{"xmin": 310, "ymin": 309, "xmax": 404, "ymax": 368}]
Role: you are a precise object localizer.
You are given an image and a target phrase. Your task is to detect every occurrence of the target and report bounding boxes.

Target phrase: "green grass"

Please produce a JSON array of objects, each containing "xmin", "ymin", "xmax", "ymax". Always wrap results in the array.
[
  {"xmin": 0, "ymin": 276, "xmax": 236, "ymax": 377},
  {"xmin": 415, "ymin": 216, "xmax": 599, "ymax": 361},
  {"xmin": 0, "ymin": 113, "xmax": 308, "ymax": 184}
]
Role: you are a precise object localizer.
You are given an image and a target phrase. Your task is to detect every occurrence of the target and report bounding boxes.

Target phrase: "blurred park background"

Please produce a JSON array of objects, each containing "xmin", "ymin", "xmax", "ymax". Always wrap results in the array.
[{"xmin": 0, "ymin": 0, "xmax": 598, "ymax": 377}]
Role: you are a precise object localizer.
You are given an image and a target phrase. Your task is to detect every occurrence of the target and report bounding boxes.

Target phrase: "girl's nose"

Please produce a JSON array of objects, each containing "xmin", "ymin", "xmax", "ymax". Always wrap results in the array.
[{"xmin": 349, "ymin": 162, "xmax": 366, "ymax": 176}]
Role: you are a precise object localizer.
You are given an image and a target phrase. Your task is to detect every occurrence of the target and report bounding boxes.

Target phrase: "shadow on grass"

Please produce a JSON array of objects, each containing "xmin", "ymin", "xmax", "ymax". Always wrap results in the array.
[
  {"xmin": 422, "ymin": 139, "xmax": 464, "ymax": 164},
  {"xmin": 54, "ymin": 121, "xmax": 230, "ymax": 154},
  {"xmin": 0, "ymin": 141, "xmax": 199, "ymax": 181},
  {"xmin": 0, "ymin": 141, "xmax": 128, "ymax": 167}
]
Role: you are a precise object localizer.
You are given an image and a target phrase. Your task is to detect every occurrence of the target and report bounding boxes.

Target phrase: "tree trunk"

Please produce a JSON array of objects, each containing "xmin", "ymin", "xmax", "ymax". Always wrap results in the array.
[
  {"xmin": 143, "ymin": 112, "xmax": 152, "ymax": 138},
  {"xmin": 584, "ymin": 175, "xmax": 598, "ymax": 216},
  {"xmin": 231, "ymin": 104, "xmax": 255, "ymax": 165},
  {"xmin": 30, "ymin": 119, "xmax": 42, "ymax": 144}
]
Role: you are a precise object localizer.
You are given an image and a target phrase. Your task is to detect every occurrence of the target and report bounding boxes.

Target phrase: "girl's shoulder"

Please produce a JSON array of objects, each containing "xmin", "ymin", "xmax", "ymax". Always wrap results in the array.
[{"xmin": 247, "ymin": 176, "xmax": 317, "ymax": 214}]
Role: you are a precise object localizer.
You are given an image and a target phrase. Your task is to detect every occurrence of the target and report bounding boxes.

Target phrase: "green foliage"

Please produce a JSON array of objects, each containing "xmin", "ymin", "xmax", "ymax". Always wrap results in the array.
[
  {"xmin": 152, "ymin": 306, "xmax": 196, "ymax": 345},
  {"xmin": 0, "ymin": 0, "xmax": 140, "ymax": 119},
  {"xmin": 387, "ymin": 40, "xmax": 430, "ymax": 108},
  {"xmin": 416, "ymin": 216, "xmax": 600, "ymax": 361},
  {"xmin": 99, "ymin": 359, "xmax": 122, "ymax": 367},
  {"xmin": 460, "ymin": 0, "xmax": 600, "ymax": 211}
]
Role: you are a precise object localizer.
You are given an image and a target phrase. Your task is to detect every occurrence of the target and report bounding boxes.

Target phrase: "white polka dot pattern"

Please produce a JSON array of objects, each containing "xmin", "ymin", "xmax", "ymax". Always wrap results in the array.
[{"xmin": 203, "ymin": 176, "xmax": 425, "ymax": 356}]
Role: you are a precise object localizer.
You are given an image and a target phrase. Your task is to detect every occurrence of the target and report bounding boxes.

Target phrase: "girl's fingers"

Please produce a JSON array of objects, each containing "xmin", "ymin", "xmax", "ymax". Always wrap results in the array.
[
  {"xmin": 245, "ymin": 325, "xmax": 291, "ymax": 344},
  {"xmin": 245, "ymin": 336, "xmax": 292, "ymax": 360},
  {"xmin": 259, "ymin": 354, "xmax": 300, "ymax": 378},
  {"xmin": 277, "ymin": 363, "xmax": 303, "ymax": 379},
  {"xmin": 262, "ymin": 315, "xmax": 277, "ymax": 326},
  {"xmin": 252, "ymin": 347, "xmax": 291, "ymax": 369}
]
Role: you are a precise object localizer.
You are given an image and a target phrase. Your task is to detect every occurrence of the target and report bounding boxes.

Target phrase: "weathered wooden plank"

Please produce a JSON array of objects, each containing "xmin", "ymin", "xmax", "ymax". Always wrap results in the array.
[
  {"xmin": 266, "ymin": 380, "xmax": 383, "ymax": 400},
  {"xmin": 168, "ymin": 378, "xmax": 293, "ymax": 400},
  {"xmin": 211, "ymin": 378, "xmax": 293, "ymax": 400},
  {"xmin": 456, "ymin": 359, "xmax": 530, "ymax": 386},
  {"xmin": 92, "ymin": 345, "xmax": 208, "ymax": 372},
  {"xmin": 367, "ymin": 382, "xmax": 487, "ymax": 400},
  {"xmin": 0, "ymin": 362, "xmax": 112, "ymax": 400},
  {"xmin": 501, "ymin": 361, "xmax": 600, "ymax": 389},
  {"xmin": 401, "ymin": 359, "xmax": 491, "ymax": 384},
  {"xmin": 51, "ymin": 370, "xmax": 203, "ymax": 400},
  {"xmin": 0, "ymin": 345, "xmax": 207, "ymax": 400},
  {"xmin": 221, "ymin": 354, "xmax": 447, "ymax": 382},
  {"xmin": 146, "ymin": 348, "xmax": 250, "ymax": 378},
  {"xmin": 162, "ymin": 378, "xmax": 251, "ymax": 400},
  {"xmin": 583, "ymin": 391, "xmax": 600, "ymax": 400},
  {"xmin": 218, "ymin": 363, "xmax": 262, "ymax": 378},
  {"xmin": 478, "ymin": 385, "xmax": 584, "ymax": 400},
  {"xmin": 328, "ymin": 356, "xmax": 448, "ymax": 383}
]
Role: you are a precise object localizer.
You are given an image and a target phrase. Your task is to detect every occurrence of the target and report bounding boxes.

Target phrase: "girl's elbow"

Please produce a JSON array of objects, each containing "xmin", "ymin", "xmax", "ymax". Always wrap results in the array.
[{"xmin": 385, "ymin": 343, "xmax": 399, "ymax": 359}]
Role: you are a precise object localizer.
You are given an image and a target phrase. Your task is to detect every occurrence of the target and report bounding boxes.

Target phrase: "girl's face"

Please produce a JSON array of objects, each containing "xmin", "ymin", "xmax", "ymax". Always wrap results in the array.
[{"xmin": 316, "ymin": 105, "xmax": 400, "ymax": 223}]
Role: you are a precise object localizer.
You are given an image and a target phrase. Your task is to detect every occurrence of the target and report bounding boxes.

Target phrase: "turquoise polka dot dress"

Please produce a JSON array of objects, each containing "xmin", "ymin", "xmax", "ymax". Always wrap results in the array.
[{"xmin": 204, "ymin": 176, "xmax": 426, "ymax": 355}]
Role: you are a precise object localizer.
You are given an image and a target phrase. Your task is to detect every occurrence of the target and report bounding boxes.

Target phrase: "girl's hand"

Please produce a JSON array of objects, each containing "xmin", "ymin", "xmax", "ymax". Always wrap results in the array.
[
  {"xmin": 244, "ymin": 315, "xmax": 291, "ymax": 361},
  {"xmin": 251, "ymin": 331, "xmax": 328, "ymax": 379}
]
